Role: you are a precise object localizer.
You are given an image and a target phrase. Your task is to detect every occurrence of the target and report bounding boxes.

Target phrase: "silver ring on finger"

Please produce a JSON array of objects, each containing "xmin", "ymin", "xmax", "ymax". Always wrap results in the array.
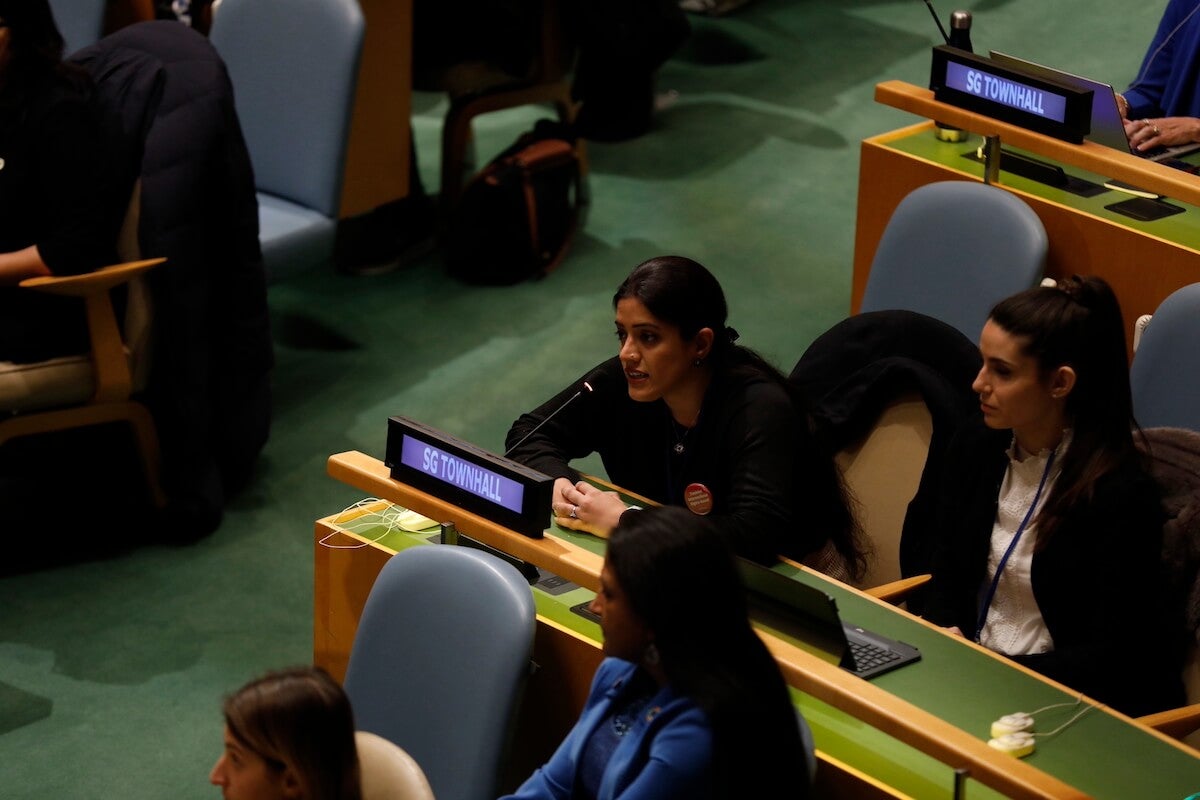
[{"xmin": 569, "ymin": 505, "xmax": 578, "ymax": 519}]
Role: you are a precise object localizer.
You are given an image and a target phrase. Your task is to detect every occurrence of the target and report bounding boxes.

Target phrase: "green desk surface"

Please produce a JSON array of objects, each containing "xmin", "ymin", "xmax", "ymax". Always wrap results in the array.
[
  {"xmin": 881, "ymin": 128, "xmax": 1200, "ymax": 248},
  {"xmin": 769, "ymin": 562, "xmax": 1200, "ymax": 798},
  {"xmin": 328, "ymin": 504, "xmax": 1200, "ymax": 799}
]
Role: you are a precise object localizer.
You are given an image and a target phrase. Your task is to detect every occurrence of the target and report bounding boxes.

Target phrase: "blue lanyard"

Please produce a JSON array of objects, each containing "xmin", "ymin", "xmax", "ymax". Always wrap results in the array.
[{"xmin": 974, "ymin": 448, "xmax": 1057, "ymax": 643}]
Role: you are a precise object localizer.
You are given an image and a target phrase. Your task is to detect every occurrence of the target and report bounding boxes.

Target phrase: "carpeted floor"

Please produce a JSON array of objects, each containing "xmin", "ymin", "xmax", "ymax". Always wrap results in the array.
[{"xmin": 0, "ymin": 2, "xmax": 1160, "ymax": 797}]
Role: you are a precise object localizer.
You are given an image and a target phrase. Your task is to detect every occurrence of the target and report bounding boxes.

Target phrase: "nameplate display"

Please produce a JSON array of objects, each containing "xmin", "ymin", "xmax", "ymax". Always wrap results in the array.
[
  {"xmin": 385, "ymin": 416, "xmax": 553, "ymax": 538},
  {"xmin": 928, "ymin": 46, "xmax": 1093, "ymax": 143}
]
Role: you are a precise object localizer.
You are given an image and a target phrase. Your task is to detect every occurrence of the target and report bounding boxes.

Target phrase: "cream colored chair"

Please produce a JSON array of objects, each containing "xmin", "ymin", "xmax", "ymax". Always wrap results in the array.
[
  {"xmin": 0, "ymin": 185, "xmax": 167, "ymax": 507},
  {"xmin": 837, "ymin": 393, "xmax": 935, "ymax": 603},
  {"xmin": 790, "ymin": 310, "xmax": 983, "ymax": 604},
  {"xmin": 356, "ymin": 731, "xmax": 436, "ymax": 800}
]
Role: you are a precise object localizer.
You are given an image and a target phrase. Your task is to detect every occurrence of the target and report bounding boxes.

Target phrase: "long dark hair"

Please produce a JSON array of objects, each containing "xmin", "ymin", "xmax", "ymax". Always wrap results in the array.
[
  {"xmin": 613, "ymin": 255, "xmax": 866, "ymax": 579},
  {"xmin": 988, "ymin": 275, "xmax": 1144, "ymax": 546},
  {"xmin": 0, "ymin": 0, "xmax": 89, "ymax": 104},
  {"xmin": 222, "ymin": 666, "xmax": 362, "ymax": 800},
  {"xmin": 606, "ymin": 507, "xmax": 807, "ymax": 798}
]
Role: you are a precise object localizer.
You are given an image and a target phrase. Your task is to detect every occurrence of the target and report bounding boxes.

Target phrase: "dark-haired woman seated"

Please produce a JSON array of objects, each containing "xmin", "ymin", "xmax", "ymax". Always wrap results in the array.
[
  {"xmin": 503, "ymin": 506, "xmax": 808, "ymax": 800},
  {"xmin": 0, "ymin": 0, "xmax": 118, "ymax": 363},
  {"xmin": 210, "ymin": 665, "xmax": 362, "ymax": 800},
  {"xmin": 505, "ymin": 255, "xmax": 865, "ymax": 580},
  {"xmin": 923, "ymin": 275, "xmax": 1186, "ymax": 716}
]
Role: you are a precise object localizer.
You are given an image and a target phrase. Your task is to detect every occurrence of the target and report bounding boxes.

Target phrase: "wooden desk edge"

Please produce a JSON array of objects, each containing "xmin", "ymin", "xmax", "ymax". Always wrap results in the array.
[{"xmin": 874, "ymin": 80, "xmax": 1200, "ymax": 207}]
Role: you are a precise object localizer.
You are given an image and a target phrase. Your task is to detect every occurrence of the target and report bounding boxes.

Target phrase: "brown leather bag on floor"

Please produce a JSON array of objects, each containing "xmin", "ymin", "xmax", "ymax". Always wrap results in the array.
[{"xmin": 445, "ymin": 120, "xmax": 586, "ymax": 285}]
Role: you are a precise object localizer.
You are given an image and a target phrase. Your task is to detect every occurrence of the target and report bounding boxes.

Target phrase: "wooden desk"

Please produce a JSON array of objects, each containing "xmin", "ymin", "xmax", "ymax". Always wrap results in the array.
[
  {"xmin": 855, "ymin": 81, "xmax": 1200, "ymax": 355},
  {"xmin": 318, "ymin": 450, "xmax": 1200, "ymax": 799}
]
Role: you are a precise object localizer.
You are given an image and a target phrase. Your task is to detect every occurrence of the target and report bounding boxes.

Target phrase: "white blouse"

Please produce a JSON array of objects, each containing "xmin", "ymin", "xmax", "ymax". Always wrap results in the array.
[{"xmin": 978, "ymin": 432, "xmax": 1070, "ymax": 655}]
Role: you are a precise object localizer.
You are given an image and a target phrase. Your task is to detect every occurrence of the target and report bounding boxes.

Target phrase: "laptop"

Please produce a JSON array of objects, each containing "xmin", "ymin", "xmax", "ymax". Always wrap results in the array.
[
  {"xmin": 737, "ymin": 559, "xmax": 922, "ymax": 680},
  {"xmin": 988, "ymin": 51, "xmax": 1200, "ymax": 162}
]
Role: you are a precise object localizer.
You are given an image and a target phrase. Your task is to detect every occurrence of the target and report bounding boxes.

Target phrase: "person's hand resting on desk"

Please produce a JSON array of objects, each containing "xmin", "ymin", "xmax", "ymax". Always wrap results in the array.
[
  {"xmin": 1117, "ymin": 93, "xmax": 1200, "ymax": 150},
  {"xmin": 553, "ymin": 476, "xmax": 629, "ymax": 537},
  {"xmin": 1124, "ymin": 114, "xmax": 1200, "ymax": 151}
]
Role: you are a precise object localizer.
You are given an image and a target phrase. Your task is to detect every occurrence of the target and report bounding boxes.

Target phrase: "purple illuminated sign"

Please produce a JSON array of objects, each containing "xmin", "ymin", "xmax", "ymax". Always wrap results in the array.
[
  {"xmin": 944, "ymin": 61, "xmax": 1068, "ymax": 123},
  {"xmin": 400, "ymin": 434, "xmax": 525, "ymax": 514}
]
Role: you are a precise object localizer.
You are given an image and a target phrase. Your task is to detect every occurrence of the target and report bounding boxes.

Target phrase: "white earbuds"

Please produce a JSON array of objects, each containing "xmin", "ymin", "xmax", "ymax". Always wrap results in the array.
[
  {"xmin": 984, "ymin": 697, "xmax": 1097, "ymax": 759},
  {"xmin": 990, "ymin": 711, "xmax": 1035, "ymax": 739},
  {"xmin": 988, "ymin": 731, "xmax": 1036, "ymax": 757}
]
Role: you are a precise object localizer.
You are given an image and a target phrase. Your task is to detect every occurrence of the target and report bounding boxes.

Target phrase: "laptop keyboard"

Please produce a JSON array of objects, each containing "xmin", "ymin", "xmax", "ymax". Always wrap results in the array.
[{"xmin": 849, "ymin": 639, "xmax": 903, "ymax": 671}]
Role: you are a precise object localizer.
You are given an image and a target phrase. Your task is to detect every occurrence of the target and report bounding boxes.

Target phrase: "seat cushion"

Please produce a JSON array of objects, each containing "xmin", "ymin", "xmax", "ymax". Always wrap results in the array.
[
  {"xmin": 257, "ymin": 192, "xmax": 337, "ymax": 284},
  {"xmin": 0, "ymin": 354, "xmax": 95, "ymax": 412}
]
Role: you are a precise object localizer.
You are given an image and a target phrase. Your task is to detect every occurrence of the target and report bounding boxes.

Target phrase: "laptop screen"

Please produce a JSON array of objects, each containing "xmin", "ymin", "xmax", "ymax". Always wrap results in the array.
[
  {"xmin": 736, "ymin": 558, "xmax": 923, "ymax": 679},
  {"xmin": 737, "ymin": 558, "xmax": 847, "ymax": 662},
  {"xmin": 988, "ymin": 51, "xmax": 1131, "ymax": 152}
]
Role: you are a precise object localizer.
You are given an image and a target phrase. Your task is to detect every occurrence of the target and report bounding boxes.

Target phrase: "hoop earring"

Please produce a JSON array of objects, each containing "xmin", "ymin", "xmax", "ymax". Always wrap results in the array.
[{"xmin": 643, "ymin": 642, "xmax": 660, "ymax": 666}]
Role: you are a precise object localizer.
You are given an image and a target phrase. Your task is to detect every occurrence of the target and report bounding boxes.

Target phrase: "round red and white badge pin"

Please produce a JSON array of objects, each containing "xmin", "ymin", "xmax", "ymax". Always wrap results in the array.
[{"xmin": 684, "ymin": 483, "xmax": 713, "ymax": 515}]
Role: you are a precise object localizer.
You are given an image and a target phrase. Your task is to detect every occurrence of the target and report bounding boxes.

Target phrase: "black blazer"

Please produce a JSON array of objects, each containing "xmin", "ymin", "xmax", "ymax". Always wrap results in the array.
[{"xmin": 923, "ymin": 420, "xmax": 1185, "ymax": 716}]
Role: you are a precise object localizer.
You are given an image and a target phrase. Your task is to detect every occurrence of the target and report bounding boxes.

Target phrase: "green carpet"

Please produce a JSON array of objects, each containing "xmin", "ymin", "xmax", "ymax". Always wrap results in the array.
[{"xmin": 0, "ymin": 1, "xmax": 1162, "ymax": 797}]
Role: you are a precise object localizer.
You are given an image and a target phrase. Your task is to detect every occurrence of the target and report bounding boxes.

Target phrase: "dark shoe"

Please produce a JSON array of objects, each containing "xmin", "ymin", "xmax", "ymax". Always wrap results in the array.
[{"xmin": 335, "ymin": 194, "xmax": 438, "ymax": 275}]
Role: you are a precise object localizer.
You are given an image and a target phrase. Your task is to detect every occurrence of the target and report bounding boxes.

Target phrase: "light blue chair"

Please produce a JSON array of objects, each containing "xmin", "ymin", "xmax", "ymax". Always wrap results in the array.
[
  {"xmin": 794, "ymin": 707, "xmax": 817, "ymax": 787},
  {"xmin": 48, "ymin": 0, "xmax": 107, "ymax": 55},
  {"xmin": 208, "ymin": 0, "xmax": 365, "ymax": 283},
  {"xmin": 343, "ymin": 544, "xmax": 536, "ymax": 800},
  {"xmin": 1131, "ymin": 282, "xmax": 1200, "ymax": 431},
  {"xmin": 860, "ymin": 180, "xmax": 1048, "ymax": 343},
  {"xmin": 1130, "ymin": 285, "xmax": 1200, "ymax": 746}
]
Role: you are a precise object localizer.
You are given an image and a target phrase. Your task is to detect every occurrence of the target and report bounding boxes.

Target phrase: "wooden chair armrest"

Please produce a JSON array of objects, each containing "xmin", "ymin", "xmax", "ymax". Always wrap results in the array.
[
  {"xmin": 1137, "ymin": 702, "xmax": 1200, "ymax": 739},
  {"xmin": 863, "ymin": 574, "xmax": 932, "ymax": 604},
  {"xmin": 18, "ymin": 257, "xmax": 166, "ymax": 298},
  {"xmin": 17, "ymin": 257, "xmax": 166, "ymax": 403}
]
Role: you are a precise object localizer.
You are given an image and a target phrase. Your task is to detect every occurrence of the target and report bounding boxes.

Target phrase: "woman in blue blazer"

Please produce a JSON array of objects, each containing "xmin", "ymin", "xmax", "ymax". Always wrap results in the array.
[{"xmin": 502, "ymin": 506, "xmax": 807, "ymax": 800}]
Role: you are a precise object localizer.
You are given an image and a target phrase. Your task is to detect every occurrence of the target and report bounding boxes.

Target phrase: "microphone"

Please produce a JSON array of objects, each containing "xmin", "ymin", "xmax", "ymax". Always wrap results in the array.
[
  {"xmin": 504, "ymin": 377, "xmax": 597, "ymax": 458},
  {"xmin": 922, "ymin": 0, "xmax": 950, "ymax": 44},
  {"xmin": 926, "ymin": 5, "xmax": 974, "ymax": 142}
]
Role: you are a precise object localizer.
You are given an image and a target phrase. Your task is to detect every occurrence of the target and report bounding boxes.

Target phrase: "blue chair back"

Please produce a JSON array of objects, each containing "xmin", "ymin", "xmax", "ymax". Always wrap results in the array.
[
  {"xmin": 1131, "ymin": 283, "xmax": 1200, "ymax": 431},
  {"xmin": 344, "ymin": 544, "xmax": 536, "ymax": 800},
  {"xmin": 208, "ymin": 0, "xmax": 364, "ymax": 218},
  {"xmin": 49, "ymin": 0, "xmax": 107, "ymax": 55},
  {"xmin": 860, "ymin": 180, "xmax": 1048, "ymax": 343},
  {"xmin": 795, "ymin": 707, "xmax": 817, "ymax": 787}
]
